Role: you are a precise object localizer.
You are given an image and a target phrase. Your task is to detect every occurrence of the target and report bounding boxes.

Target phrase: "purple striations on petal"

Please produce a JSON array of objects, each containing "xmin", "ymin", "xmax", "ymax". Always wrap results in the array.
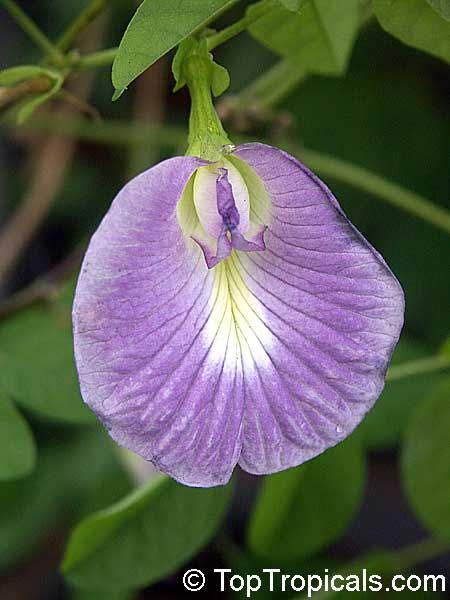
[{"xmin": 73, "ymin": 143, "xmax": 404, "ymax": 487}]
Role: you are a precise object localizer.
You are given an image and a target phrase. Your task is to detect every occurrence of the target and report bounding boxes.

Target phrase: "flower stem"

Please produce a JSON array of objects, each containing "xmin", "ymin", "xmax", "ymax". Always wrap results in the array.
[
  {"xmin": 300, "ymin": 148, "xmax": 450, "ymax": 236},
  {"xmin": 72, "ymin": 47, "xmax": 118, "ymax": 70},
  {"xmin": 1, "ymin": 0, "xmax": 65, "ymax": 66},
  {"xmin": 386, "ymin": 355, "xmax": 450, "ymax": 382},
  {"xmin": 57, "ymin": 0, "xmax": 107, "ymax": 52},
  {"xmin": 184, "ymin": 52, "xmax": 231, "ymax": 160},
  {"xmin": 207, "ymin": 0, "xmax": 272, "ymax": 51}
]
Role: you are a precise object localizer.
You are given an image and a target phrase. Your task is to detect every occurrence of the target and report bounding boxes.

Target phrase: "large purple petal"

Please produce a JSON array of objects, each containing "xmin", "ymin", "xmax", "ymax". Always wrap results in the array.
[
  {"xmin": 231, "ymin": 143, "xmax": 404, "ymax": 475},
  {"xmin": 73, "ymin": 157, "xmax": 245, "ymax": 487},
  {"xmin": 74, "ymin": 144, "xmax": 404, "ymax": 488}
]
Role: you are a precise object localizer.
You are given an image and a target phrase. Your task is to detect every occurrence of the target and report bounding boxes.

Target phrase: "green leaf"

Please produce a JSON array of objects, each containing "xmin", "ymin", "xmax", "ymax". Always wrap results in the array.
[
  {"xmin": 0, "ymin": 394, "xmax": 36, "ymax": 481},
  {"xmin": 0, "ymin": 66, "xmax": 63, "ymax": 123},
  {"xmin": 0, "ymin": 445, "xmax": 67, "ymax": 572},
  {"xmin": 355, "ymin": 337, "xmax": 446, "ymax": 450},
  {"xmin": 211, "ymin": 61, "xmax": 230, "ymax": 97},
  {"xmin": 60, "ymin": 428, "xmax": 132, "ymax": 518},
  {"xmin": 373, "ymin": 0, "xmax": 450, "ymax": 65},
  {"xmin": 0, "ymin": 280, "xmax": 94, "ymax": 424},
  {"xmin": 62, "ymin": 476, "xmax": 234, "ymax": 590},
  {"xmin": 71, "ymin": 589, "xmax": 135, "ymax": 600},
  {"xmin": 17, "ymin": 75, "xmax": 63, "ymax": 124},
  {"xmin": 248, "ymin": 0, "xmax": 362, "ymax": 75},
  {"xmin": 112, "ymin": 0, "xmax": 238, "ymax": 96},
  {"xmin": 402, "ymin": 378, "xmax": 450, "ymax": 540},
  {"xmin": 247, "ymin": 437, "xmax": 366, "ymax": 561},
  {"xmin": 440, "ymin": 332, "xmax": 450, "ymax": 359},
  {"xmin": 172, "ymin": 37, "xmax": 197, "ymax": 91},
  {"xmin": 0, "ymin": 66, "xmax": 46, "ymax": 86},
  {"xmin": 0, "ymin": 65, "xmax": 59, "ymax": 86},
  {"xmin": 0, "ymin": 428, "xmax": 126, "ymax": 573},
  {"xmin": 426, "ymin": 0, "xmax": 450, "ymax": 21}
]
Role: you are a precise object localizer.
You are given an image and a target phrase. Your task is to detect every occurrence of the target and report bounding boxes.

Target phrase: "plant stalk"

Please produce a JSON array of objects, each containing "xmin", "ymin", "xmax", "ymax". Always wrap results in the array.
[
  {"xmin": 72, "ymin": 47, "xmax": 118, "ymax": 70},
  {"xmin": 300, "ymin": 148, "xmax": 450, "ymax": 236},
  {"xmin": 207, "ymin": 0, "xmax": 272, "ymax": 51},
  {"xmin": 8, "ymin": 115, "xmax": 450, "ymax": 236},
  {"xmin": 57, "ymin": 0, "xmax": 108, "ymax": 52},
  {"xmin": 1, "ymin": 0, "xmax": 66, "ymax": 66},
  {"xmin": 386, "ymin": 355, "xmax": 450, "ymax": 381}
]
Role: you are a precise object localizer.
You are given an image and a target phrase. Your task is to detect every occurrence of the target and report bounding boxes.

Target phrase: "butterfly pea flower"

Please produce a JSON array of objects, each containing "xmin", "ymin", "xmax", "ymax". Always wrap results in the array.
[{"xmin": 73, "ymin": 142, "xmax": 404, "ymax": 487}]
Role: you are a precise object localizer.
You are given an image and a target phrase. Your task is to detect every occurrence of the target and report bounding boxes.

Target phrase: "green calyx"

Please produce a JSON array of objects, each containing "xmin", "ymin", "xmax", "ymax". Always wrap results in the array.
[{"xmin": 172, "ymin": 37, "xmax": 232, "ymax": 162}]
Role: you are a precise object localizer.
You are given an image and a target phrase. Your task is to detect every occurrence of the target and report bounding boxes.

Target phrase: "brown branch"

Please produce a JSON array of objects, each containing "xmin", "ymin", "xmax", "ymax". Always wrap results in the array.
[
  {"xmin": 0, "ymin": 76, "xmax": 52, "ymax": 111},
  {"xmin": 0, "ymin": 16, "xmax": 107, "ymax": 288},
  {"xmin": 125, "ymin": 0, "xmax": 169, "ymax": 178},
  {"xmin": 0, "ymin": 128, "xmax": 77, "ymax": 285},
  {"xmin": 127, "ymin": 57, "xmax": 168, "ymax": 178}
]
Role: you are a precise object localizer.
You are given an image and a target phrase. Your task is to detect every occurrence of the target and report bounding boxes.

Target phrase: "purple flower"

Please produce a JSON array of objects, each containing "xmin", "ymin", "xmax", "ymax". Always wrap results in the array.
[{"xmin": 73, "ymin": 143, "xmax": 404, "ymax": 487}]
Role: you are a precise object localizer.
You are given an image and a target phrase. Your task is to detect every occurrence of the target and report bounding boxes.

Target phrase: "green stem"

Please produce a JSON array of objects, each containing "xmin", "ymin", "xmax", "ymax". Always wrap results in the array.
[
  {"xmin": 300, "ymin": 148, "xmax": 450, "ymax": 235},
  {"xmin": 238, "ymin": 60, "xmax": 308, "ymax": 108},
  {"xmin": 5, "ymin": 114, "xmax": 186, "ymax": 147},
  {"xmin": 207, "ymin": 1, "xmax": 272, "ymax": 51},
  {"xmin": 1, "ymin": 0, "xmax": 65, "ymax": 66},
  {"xmin": 386, "ymin": 355, "xmax": 450, "ymax": 382},
  {"xmin": 391, "ymin": 537, "xmax": 450, "ymax": 572},
  {"xmin": 73, "ymin": 47, "xmax": 118, "ymax": 70},
  {"xmin": 57, "ymin": 0, "xmax": 107, "ymax": 52},
  {"xmin": 10, "ymin": 114, "xmax": 450, "ymax": 236}
]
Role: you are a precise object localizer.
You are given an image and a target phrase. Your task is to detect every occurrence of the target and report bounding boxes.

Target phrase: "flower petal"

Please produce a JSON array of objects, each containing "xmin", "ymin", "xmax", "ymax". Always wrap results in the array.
[
  {"xmin": 74, "ymin": 144, "xmax": 404, "ymax": 488},
  {"xmin": 223, "ymin": 158, "xmax": 250, "ymax": 234},
  {"xmin": 193, "ymin": 166, "xmax": 223, "ymax": 238},
  {"xmin": 73, "ymin": 157, "xmax": 245, "ymax": 487},
  {"xmin": 230, "ymin": 143, "xmax": 404, "ymax": 475},
  {"xmin": 232, "ymin": 226, "xmax": 267, "ymax": 252},
  {"xmin": 192, "ymin": 227, "xmax": 232, "ymax": 269}
]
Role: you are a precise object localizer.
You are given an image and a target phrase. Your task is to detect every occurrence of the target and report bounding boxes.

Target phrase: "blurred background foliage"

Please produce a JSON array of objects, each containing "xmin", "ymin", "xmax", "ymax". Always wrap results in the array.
[{"xmin": 0, "ymin": 0, "xmax": 449, "ymax": 598}]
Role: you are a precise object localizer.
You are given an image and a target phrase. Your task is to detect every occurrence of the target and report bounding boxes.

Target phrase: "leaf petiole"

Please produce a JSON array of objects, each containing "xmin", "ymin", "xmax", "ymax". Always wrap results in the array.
[{"xmin": 207, "ymin": 0, "xmax": 273, "ymax": 51}]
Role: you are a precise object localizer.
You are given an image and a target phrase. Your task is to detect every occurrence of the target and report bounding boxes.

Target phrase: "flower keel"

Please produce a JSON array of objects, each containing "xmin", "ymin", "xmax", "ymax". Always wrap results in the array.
[{"xmin": 191, "ymin": 161, "xmax": 267, "ymax": 269}]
